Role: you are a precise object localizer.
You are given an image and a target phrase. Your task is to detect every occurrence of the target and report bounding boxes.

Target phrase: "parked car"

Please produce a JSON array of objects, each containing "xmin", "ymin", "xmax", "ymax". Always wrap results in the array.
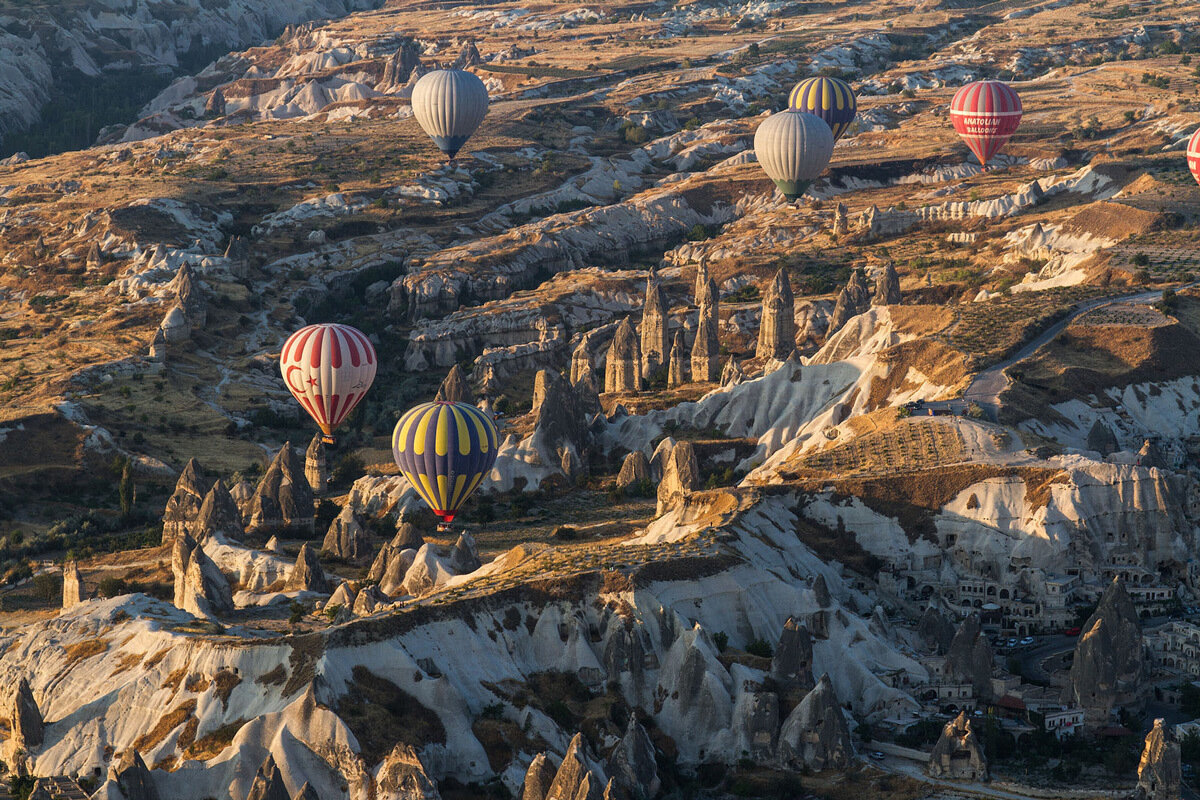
[
  {"xmin": 1006, "ymin": 638, "xmax": 1018, "ymax": 648},
  {"xmin": 1064, "ymin": 627, "xmax": 1081, "ymax": 637},
  {"xmin": 1020, "ymin": 636, "xmax": 1035, "ymax": 646},
  {"xmin": 869, "ymin": 752, "xmax": 886, "ymax": 761}
]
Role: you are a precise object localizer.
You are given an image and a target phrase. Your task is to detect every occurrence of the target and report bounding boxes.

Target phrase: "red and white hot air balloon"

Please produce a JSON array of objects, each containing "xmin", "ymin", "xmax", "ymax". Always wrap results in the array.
[
  {"xmin": 279, "ymin": 323, "xmax": 377, "ymax": 444},
  {"xmin": 1187, "ymin": 128, "xmax": 1200, "ymax": 186},
  {"xmin": 949, "ymin": 80, "xmax": 1022, "ymax": 168}
]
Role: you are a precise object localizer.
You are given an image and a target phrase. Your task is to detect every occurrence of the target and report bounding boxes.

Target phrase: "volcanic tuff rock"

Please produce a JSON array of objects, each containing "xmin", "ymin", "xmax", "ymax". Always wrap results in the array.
[
  {"xmin": 656, "ymin": 441, "xmax": 701, "ymax": 515},
  {"xmin": 917, "ymin": 599, "xmax": 956, "ymax": 655},
  {"xmin": 96, "ymin": 749, "xmax": 159, "ymax": 800},
  {"xmin": 734, "ymin": 691, "xmax": 780, "ymax": 761},
  {"xmin": 545, "ymin": 734, "xmax": 604, "ymax": 800},
  {"xmin": 62, "ymin": 560, "xmax": 83, "ymax": 610},
  {"xmin": 571, "ymin": 337, "xmax": 595, "ymax": 387},
  {"xmin": 530, "ymin": 369, "xmax": 591, "ymax": 479},
  {"xmin": 519, "ymin": 752, "xmax": 557, "ymax": 800},
  {"xmin": 160, "ymin": 304, "xmax": 191, "ymax": 343},
  {"xmin": 640, "ymin": 276, "xmax": 669, "ymax": 379},
  {"xmin": 928, "ymin": 711, "xmax": 988, "ymax": 780},
  {"xmin": 247, "ymin": 443, "xmax": 315, "ymax": 533},
  {"xmin": 756, "ymin": 268, "xmax": 795, "ymax": 361},
  {"xmin": 352, "ymin": 584, "xmax": 387, "ymax": 616},
  {"xmin": 1087, "ymin": 420, "xmax": 1120, "ymax": 456},
  {"xmin": 771, "ymin": 618, "xmax": 814, "ymax": 693},
  {"xmin": 777, "ymin": 674, "xmax": 852, "ymax": 770},
  {"xmin": 322, "ymin": 505, "xmax": 371, "ymax": 562},
  {"xmin": 4, "ymin": 678, "xmax": 43, "ymax": 754},
  {"xmin": 1137, "ymin": 718, "xmax": 1182, "ymax": 800},
  {"xmin": 605, "ymin": 318, "xmax": 643, "ymax": 393},
  {"xmin": 162, "ymin": 458, "xmax": 207, "ymax": 544},
  {"xmin": 305, "ymin": 435, "xmax": 327, "ymax": 494},
  {"xmin": 379, "ymin": 548, "xmax": 418, "ymax": 596},
  {"xmin": 944, "ymin": 613, "xmax": 994, "ymax": 700},
  {"xmin": 328, "ymin": 582, "xmax": 356, "ymax": 611},
  {"xmin": 292, "ymin": 783, "xmax": 320, "ymax": 800},
  {"xmin": 1070, "ymin": 579, "xmax": 1145, "ymax": 728},
  {"xmin": 246, "ymin": 753, "xmax": 291, "ymax": 800},
  {"xmin": 616, "ymin": 451, "xmax": 651, "ymax": 489},
  {"xmin": 194, "ymin": 480, "xmax": 244, "ymax": 541},
  {"xmin": 691, "ymin": 308, "xmax": 720, "ymax": 383},
  {"xmin": 720, "ymin": 356, "xmax": 743, "ymax": 387},
  {"xmin": 449, "ymin": 532, "xmax": 482, "ymax": 574},
  {"xmin": 872, "ymin": 261, "xmax": 901, "ymax": 306},
  {"xmin": 827, "ymin": 270, "xmax": 871, "ymax": 336},
  {"xmin": 1139, "ymin": 439, "xmax": 1168, "ymax": 470},
  {"xmin": 172, "ymin": 533, "xmax": 235, "ymax": 619},
  {"xmin": 287, "ymin": 543, "xmax": 331, "ymax": 593},
  {"xmin": 402, "ymin": 543, "xmax": 455, "ymax": 596},
  {"xmin": 693, "ymin": 257, "xmax": 710, "ymax": 304},
  {"xmin": 607, "ymin": 715, "xmax": 659, "ymax": 799},
  {"xmin": 667, "ymin": 330, "xmax": 688, "ymax": 387},
  {"xmin": 376, "ymin": 744, "xmax": 441, "ymax": 799},
  {"xmin": 435, "ymin": 364, "xmax": 473, "ymax": 404}
]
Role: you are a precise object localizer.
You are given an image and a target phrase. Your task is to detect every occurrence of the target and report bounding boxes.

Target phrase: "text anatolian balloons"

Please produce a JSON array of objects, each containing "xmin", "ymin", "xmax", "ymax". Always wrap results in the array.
[
  {"xmin": 411, "ymin": 69, "xmax": 489, "ymax": 160},
  {"xmin": 280, "ymin": 323, "xmax": 377, "ymax": 444},
  {"xmin": 392, "ymin": 401, "xmax": 499, "ymax": 525},
  {"xmin": 788, "ymin": 76, "xmax": 858, "ymax": 142},
  {"xmin": 753, "ymin": 110, "xmax": 835, "ymax": 201},
  {"xmin": 1188, "ymin": 128, "xmax": 1200, "ymax": 186},
  {"xmin": 949, "ymin": 80, "xmax": 1022, "ymax": 167}
]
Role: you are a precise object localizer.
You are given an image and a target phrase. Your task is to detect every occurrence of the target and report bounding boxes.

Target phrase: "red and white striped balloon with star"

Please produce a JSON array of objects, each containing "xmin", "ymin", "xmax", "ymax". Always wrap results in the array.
[
  {"xmin": 279, "ymin": 323, "xmax": 377, "ymax": 443},
  {"xmin": 1187, "ymin": 128, "xmax": 1200, "ymax": 187},
  {"xmin": 950, "ymin": 80, "xmax": 1022, "ymax": 167}
]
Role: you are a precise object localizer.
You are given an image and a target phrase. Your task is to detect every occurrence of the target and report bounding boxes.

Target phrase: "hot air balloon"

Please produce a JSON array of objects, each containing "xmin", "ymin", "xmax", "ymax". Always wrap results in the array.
[
  {"xmin": 411, "ymin": 69, "xmax": 489, "ymax": 161},
  {"xmin": 1187, "ymin": 128, "xmax": 1200, "ymax": 186},
  {"xmin": 949, "ymin": 80, "xmax": 1022, "ymax": 168},
  {"xmin": 280, "ymin": 323, "xmax": 377, "ymax": 445},
  {"xmin": 392, "ymin": 401, "xmax": 499, "ymax": 526},
  {"xmin": 753, "ymin": 110, "xmax": 835, "ymax": 201},
  {"xmin": 788, "ymin": 76, "xmax": 857, "ymax": 142}
]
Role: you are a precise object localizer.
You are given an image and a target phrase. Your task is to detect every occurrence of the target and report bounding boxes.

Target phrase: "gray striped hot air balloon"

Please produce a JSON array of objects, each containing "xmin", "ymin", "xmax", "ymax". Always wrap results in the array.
[
  {"xmin": 753, "ymin": 109, "xmax": 835, "ymax": 201},
  {"xmin": 411, "ymin": 69, "xmax": 489, "ymax": 160}
]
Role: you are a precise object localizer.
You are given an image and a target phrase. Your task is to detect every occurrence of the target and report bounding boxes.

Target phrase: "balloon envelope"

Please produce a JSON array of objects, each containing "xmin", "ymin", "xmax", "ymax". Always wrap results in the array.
[
  {"xmin": 788, "ymin": 76, "xmax": 857, "ymax": 141},
  {"xmin": 753, "ymin": 110, "xmax": 835, "ymax": 201},
  {"xmin": 949, "ymin": 80, "xmax": 1022, "ymax": 167},
  {"xmin": 412, "ymin": 69, "xmax": 489, "ymax": 159},
  {"xmin": 1188, "ymin": 128, "xmax": 1200, "ymax": 186},
  {"xmin": 280, "ymin": 324, "xmax": 377, "ymax": 443},
  {"xmin": 392, "ymin": 401, "xmax": 499, "ymax": 523}
]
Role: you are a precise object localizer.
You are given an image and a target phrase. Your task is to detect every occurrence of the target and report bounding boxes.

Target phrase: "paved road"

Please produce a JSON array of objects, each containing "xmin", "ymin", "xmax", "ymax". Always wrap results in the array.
[
  {"xmin": 959, "ymin": 282, "xmax": 1200, "ymax": 417},
  {"xmin": 862, "ymin": 753, "xmax": 1127, "ymax": 800},
  {"xmin": 1013, "ymin": 634, "xmax": 1076, "ymax": 684}
]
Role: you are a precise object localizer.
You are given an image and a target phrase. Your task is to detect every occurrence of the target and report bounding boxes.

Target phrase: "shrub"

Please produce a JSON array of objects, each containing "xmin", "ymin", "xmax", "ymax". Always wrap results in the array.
[
  {"xmin": 98, "ymin": 577, "xmax": 129, "ymax": 598},
  {"xmin": 745, "ymin": 638, "xmax": 773, "ymax": 658},
  {"xmin": 713, "ymin": 631, "xmax": 729, "ymax": 653}
]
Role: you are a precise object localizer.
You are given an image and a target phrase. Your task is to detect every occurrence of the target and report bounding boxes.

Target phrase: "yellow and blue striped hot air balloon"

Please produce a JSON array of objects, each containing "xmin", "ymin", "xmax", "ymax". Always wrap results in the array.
[
  {"xmin": 788, "ymin": 76, "xmax": 857, "ymax": 142},
  {"xmin": 392, "ymin": 401, "xmax": 499, "ymax": 524}
]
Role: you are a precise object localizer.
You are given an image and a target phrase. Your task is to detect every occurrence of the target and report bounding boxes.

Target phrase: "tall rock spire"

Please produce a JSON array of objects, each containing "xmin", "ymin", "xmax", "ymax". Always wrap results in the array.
[
  {"xmin": 756, "ymin": 267, "xmax": 795, "ymax": 361},
  {"xmin": 640, "ymin": 274, "xmax": 669, "ymax": 380}
]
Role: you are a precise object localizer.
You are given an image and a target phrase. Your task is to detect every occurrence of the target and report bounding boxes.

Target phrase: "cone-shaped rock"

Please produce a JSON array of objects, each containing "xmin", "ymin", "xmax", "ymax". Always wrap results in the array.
[
  {"xmin": 872, "ymin": 261, "xmax": 901, "ymax": 305},
  {"xmin": 1138, "ymin": 718, "xmax": 1182, "ymax": 800},
  {"xmin": 435, "ymin": 363, "xmax": 473, "ymax": 404},
  {"xmin": 286, "ymin": 543, "xmax": 330, "ymax": 593},
  {"xmin": 771, "ymin": 618, "xmax": 814, "ymax": 693},
  {"xmin": 756, "ymin": 268, "xmax": 795, "ymax": 361},
  {"xmin": 944, "ymin": 613, "xmax": 993, "ymax": 701},
  {"xmin": 246, "ymin": 753, "xmax": 291, "ymax": 800},
  {"xmin": 778, "ymin": 674, "xmax": 852, "ymax": 770},
  {"xmin": 247, "ymin": 443, "xmax": 315, "ymax": 533},
  {"xmin": 62, "ymin": 561, "xmax": 83, "ymax": 610},
  {"xmin": 927, "ymin": 711, "xmax": 987, "ymax": 780},
  {"xmin": 1087, "ymin": 420, "xmax": 1119, "ymax": 457},
  {"xmin": 616, "ymin": 451, "xmax": 650, "ymax": 489},
  {"xmin": 305, "ymin": 434, "xmax": 327, "ymax": 494},
  {"xmin": 657, "ymin": 441, "xmax": 700, "ymax": 515},
  {"xmin": 604, "ymin": 318, "xmax": 642, "ymax": 393},
  {"xmin": 322, "ymin": 504, "xmax": 370, "ymax": 562},
  {"xmin": 607, "ymin": 714, "xmax": 659, "ymax": 798},
  {"xmin": 163, "ymin": 458, "xmax": 207, "ymax": 544},
  {"xmin": 666, "ymin": 330, "xmax": 687, "ymax": 387},
  {"xmin": 1070, "ymin": 578, "xmax": 1144, "ymax": 728},
  {"xmin": 640, "ymin": 276, "xmax": 669, "ymax": 380},
  {"xmin": 194, "ymin": 480, "xmax": 243, "ymax": 541}
]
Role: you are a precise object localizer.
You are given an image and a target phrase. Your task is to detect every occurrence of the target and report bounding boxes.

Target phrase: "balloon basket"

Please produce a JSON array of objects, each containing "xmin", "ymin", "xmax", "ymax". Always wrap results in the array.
[{"xmin": 321, "ymin": 434, "xmax": 336, "ymax": 446}]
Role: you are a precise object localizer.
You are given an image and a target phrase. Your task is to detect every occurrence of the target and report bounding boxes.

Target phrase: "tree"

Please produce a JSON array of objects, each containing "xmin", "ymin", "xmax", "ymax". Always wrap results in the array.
[{"xmin": 119, "ymin": 458, "xmax": 135, "ymax": 518}]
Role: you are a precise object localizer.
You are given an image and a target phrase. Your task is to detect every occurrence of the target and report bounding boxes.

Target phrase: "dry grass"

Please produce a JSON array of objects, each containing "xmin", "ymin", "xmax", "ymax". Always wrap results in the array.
[
  {"xmin": 183, "ymin": 718, "xmax": 247, "ymax": 761},
  {"xmin": 132, "ymin": 699, "xmax": 196, "ymax": 753},
  {"xmin": 62, "ymin": 638, "xmax": 108, "ymax": 667}
]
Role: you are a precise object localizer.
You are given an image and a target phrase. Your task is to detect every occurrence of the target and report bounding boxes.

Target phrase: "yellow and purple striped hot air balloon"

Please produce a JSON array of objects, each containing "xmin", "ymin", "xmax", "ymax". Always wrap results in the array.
[
  {"xmin": 788, "ymin": 76, "xmax": 857, "ymax": 142},
  {"xmin": 392, "ymin": 401, "xmax": 499, "ymax": 524}
]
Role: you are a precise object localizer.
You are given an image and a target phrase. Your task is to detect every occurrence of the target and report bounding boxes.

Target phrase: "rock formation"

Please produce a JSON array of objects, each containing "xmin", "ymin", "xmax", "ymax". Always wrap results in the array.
[
  {"xmin": 539, "ymin": 734, "xmax": 603, "ymax": 800},
  {"xmin": 62, "ymin": 560, "xmax": 83, "ymax": 610},
  {"xmin": 100, "ymin": 750, "xmax": 159, "ymax": 800},
  {"xmin": 435, "ymin": 363, "xmax": 473, "ymax": 404},
  {"xmin": 927, "ymin": 711, "xmax": 987, "ymax": 781},
  {"xmin": 771, "ymin": 618, "xmax": 814, "ymax": 693},
  {"xmin": 205, "ymin": 87, "xmax": 226, "ymax": 117},
  {"xmin": 376, "ymin": 743, "xmax": 440, "ymax": 800},
  {"xmin": 353, "ymin": 585, "xmax": 387, "ymax": 616},
  {"xmin": 380, "ymin": 41, "xmax": 422, "ymax": 90},
  {"xmin": 292, "ymin": 783, "xmax": 320, "ymax": 800},
  {"xmin": 162, "ymin": 458, "xmax": 207, "ymax": 544},
  {"xmin": 174, "ymin": 262, "xmax": 206, "ymax": 328},
  {"xmin": 1087, "ymin": 420, "xmax": 1119, "ymax": 457},
  {"xmin": 872, "ymin": 261, "xmax": 901, "ymax": 305},
  {"xmin": 616, "ymin": 451, "xmax": 650, "ymax": 489},
  {"xmin": 778, "ymin": 674, "xmax": 852, "ymax": 770},
  {"xmin": 3, "ymin": 678, "xmax": 43, "ymax": 753},
  {"xmin": 1139, "ymin": 439, "xmax": 1168, "ymax": 470},
  {"xmin": 246, "ymin": 753, "xmax": 290, "ymax": 800},
  {"xmin": 194, "ymin": 480, "xmax": 243, "ymax": 541},
  {"xmin": 1137, "ymin": 718, "xmax": 1182, "ymax": 800},
  {"xmin": 720, "ymin": 357, "xmax": 743, "ymax": 386},
  {"xmin": 148, "ymin": 327, "xmax": 167, "ymax": 363},
  {"xmin": 380, "ymin": 548, "xmax": 419, "ymax": 596},
  {"xmin": 756, "ymin": 267, "xmax": 795, "ymax": 361},
  {"xmin": 944, "ymin": 613, "xmax": 993, "ymax": 700},
  {"xmin": 1070, "ymin": 578, "xmax": 1145, "ymax": 728},
  {"xmin": 570, "ymin": 338, "xmax": 594, "ymax": 387},
  {"xmin": 322, "ymin": 505, "xmax": 370, "ymax": 562},
  {"xmin": 607, "ymin": 715, "xmax": 660, "ymax": 799},
  {"xmin": 666, "ymin": 330, "xmax": 687, "ymax": 387},
  {"xmin": 519, "ymin": 752, "xmax": 557, "ymax": 800},
  {"xmin": 917, "ymin": 598, "xmax": 956, "ymax": 654},
  {"xmin": 247, "ymin": 442, "xmax": 315, "ymax": 533},
  {"xmin": 286, "ymin": 543, "xmax": 330, "ymax": 593},
  {"xmin": 657, "ymin": 441, "xmax": 700, "ymax": 515},
  {"xmin": 529, "ymin": 369, "xmax": 590, "ymax": 482},
  {"xmin": 172, "ymin": 533, "xmax": 234, "ymax": 618},
  {"xmin": 640, "ymin": 275, "xmax": 669, "ymax": 379},
  {"xmin": 827, "ymin": 270, "xmax": 871, "ymax": 336},
  {"xmin": 264, "ymin": 535, "xmax": 282, "ymax": 554},
  {"xmin": 449, "ymin": 532, "xmax": 481, "ymax": 574},
  {"xmin": 691, "ymin": 280, "xmax": 720, "ymax": 383},
  {"xmin": 604, "ymin": 318, "xmax": 642, "ymax": 393},
  {"xmin": 368, "ymin": 520, "xmax": 424, "ymax": 583},
  {"xmin": 693, "ymin": 257, "xmax": 710, "ymax": 304},
  {"xmin": 451, "ymin": 40, "xmax": 482, "ymax": 70},
  {"xmin": 160, "ymin": 304, "xmax": 190, "ymax": 343},
  {"xmin": 304, "ymin": 434, "xmax": 327, "ymax": 494},
  {"xmin": 833, "ymin": 202, "xmax": 848, "ymax": 235},
  {"xmin": 327, "ymin": 581, "xmax": 356, "ymax": 612}
]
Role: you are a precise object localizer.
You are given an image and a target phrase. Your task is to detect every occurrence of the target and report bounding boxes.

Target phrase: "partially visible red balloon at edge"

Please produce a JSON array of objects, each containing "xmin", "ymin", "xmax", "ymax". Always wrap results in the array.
[
  {"xmin": 1188, "ymin": 128, "xmax": 1200, "ymax": 186},
  {"xmin": 949, "ymin": 80, "xmax": 1023, "ymax": 167}
]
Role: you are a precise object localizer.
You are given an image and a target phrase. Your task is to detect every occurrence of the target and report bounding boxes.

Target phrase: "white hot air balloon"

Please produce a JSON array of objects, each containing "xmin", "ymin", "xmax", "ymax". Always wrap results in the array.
[
  {"xmin": 279, "ymin": 323, "xmax": 377, "ymax": 445},
  {"xmin": 753, "ymin": 109, "xmax": 835, "ymax": 201},
  {"xmin": 411, "ymin": 69, "xmax": 489, "ymax": 161}
]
